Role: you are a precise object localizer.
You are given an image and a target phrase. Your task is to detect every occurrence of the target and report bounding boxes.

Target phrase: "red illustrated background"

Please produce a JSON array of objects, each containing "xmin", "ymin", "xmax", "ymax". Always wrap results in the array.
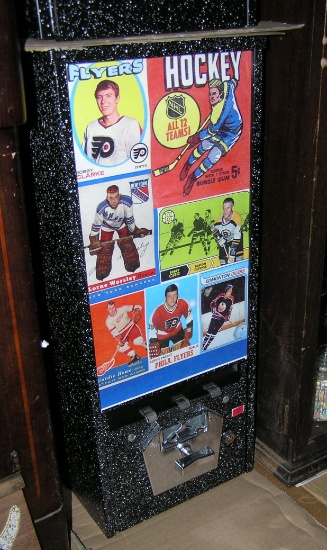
[
  {"xmin": 90, "ymin": 291, "xmax": 147, "ymax": 369},
  {"xmin": 147, "ymin": 51, "xmax": 252, "ymax": 208}
]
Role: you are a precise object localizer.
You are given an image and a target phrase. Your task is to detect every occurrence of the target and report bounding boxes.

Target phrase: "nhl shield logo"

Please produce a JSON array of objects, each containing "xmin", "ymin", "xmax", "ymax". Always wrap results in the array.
[
  {"xmin": 166, "ymin": 95, "xmax": 186, "ymax": 119},
  {"xmin": 130, "ymin": 179, "xmax": 149, "ymax": 204}
]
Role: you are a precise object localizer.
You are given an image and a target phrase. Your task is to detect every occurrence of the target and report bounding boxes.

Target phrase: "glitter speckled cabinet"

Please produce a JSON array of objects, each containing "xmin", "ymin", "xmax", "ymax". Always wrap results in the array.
[{"xmin": 22, "ymin": 0, "xmax": 268, "ymax": 538}]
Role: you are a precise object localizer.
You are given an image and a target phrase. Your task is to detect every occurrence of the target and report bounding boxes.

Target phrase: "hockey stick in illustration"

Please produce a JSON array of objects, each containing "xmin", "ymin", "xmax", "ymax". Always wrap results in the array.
[
  {"xmin": 152, "ymin": 114, "xmax": 210, "ymax": 177},
  {"xmin": 84, "ymin": 229, "xmax": 152, "ymax": 254}
]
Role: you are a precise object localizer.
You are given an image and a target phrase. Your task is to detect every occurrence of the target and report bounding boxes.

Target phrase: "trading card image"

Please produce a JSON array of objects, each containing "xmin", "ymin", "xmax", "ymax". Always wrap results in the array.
[
  {"xmin": 148, "ymin": 51, "xmax": 252, "ymax": 208},
  {"xmin": 90, "ymin": 291, "xmax": 148, "ymax": 386},
  {"xmin": 146, "ymin": 277, "xmax": 200, "ymax": 370},
  {"xmin": 159, "ymin": 191, "xmax": 250, "ymax": 278},
  {"xmin": 79, "ymin": 176, "xmax": 156, "ymax": 293},
  {"xmin": 201, "ymin": 273, "xmax": 247, "ymax": 353},
  {"xmin": 67, "ymin": 59, "xmax": 150, "ymax": 178}
]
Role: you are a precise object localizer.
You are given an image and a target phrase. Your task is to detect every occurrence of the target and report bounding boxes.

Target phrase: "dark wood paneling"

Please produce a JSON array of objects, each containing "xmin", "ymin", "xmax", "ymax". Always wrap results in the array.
[
  {"xmin": 0, "ymin": 0, "xmax": 70, "ymax": 547},
  {"xmin": 0, "ymin": 0, "xmax": 26, "ymax": 126},
  {"xmin": 0, "ymin": 127, "xmax": 70, "ymax": 550},
  {"xmin": 257, "ymin": 0, "xmax": 327, "ymax": 475}
]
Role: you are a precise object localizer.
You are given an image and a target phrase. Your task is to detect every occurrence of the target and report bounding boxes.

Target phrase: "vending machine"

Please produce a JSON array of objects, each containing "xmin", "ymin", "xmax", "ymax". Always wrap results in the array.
[{"xmin": 24, "ymin": 0, "xmax": 266, "ymax": 538}]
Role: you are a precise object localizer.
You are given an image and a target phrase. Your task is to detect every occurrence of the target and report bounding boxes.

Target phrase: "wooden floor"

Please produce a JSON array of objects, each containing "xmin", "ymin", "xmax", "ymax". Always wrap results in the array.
[{"xmin": 68, "ymin": 461, "xmax": 327, "ymax": 550}]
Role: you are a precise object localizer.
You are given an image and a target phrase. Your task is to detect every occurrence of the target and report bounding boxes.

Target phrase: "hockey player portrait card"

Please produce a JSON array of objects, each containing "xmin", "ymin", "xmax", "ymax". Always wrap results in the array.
[
  {"xmin": 90, "ymin": 290, "xmax": 148, "ymax": 387},
  {"xmin": 67, "ymin": 59, "xmax": 150, "ymax": 178},
  {"xmin": 146, "ymin": 277, "xmax": 200, "ymax": 371},
  {"xmin": 148, "ymin": 51, "xmax": 252, "ymax": 208},
  {"xmin": 159, "ymin": 191, "xmax": 250, "ymax": 281},
  {"xmin": 200, "ymin": 263, "xmax": 248, "ymax": 354},
  {"xmin": 79, "ymin": 176, "xmax": 156, "ymax": 299}
]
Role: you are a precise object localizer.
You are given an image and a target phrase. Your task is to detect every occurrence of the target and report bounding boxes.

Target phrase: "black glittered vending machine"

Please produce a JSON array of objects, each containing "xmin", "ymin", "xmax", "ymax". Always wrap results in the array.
[{"xmin": 24, "ymin": 0, "xmax": 264, "ymax": 537}]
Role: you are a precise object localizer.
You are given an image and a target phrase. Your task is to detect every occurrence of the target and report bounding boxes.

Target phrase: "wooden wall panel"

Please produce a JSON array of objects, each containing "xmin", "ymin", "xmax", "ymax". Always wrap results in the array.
[
  {"xmin": 0, "ymin": 0, "xmax": 70, "ymax": 547},
  {"xmin": 257, "ymin": 0, "xmax": 327, "ymax": 481}
]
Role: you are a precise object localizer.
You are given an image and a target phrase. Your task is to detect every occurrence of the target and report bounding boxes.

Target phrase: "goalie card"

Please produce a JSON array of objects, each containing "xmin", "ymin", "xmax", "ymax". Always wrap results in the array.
[
  {"xmin": 146, "ymin": 277, "xmax": 200, "ymax": 372},
  {"xmin": 78, "ymin": 175, "xmax": 157, "ymax": 302}
]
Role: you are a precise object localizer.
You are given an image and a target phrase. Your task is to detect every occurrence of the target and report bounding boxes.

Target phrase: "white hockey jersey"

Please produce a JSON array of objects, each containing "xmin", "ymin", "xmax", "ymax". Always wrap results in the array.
[{"xmin": 83, "ymin": 116, "xmax": 141, "ymax": 165}]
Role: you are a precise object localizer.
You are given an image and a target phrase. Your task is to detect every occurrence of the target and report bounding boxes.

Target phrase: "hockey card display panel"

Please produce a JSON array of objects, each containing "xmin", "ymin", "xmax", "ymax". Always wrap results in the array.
[{"xmin": 67, "ymin": 51, "xmax": 252, "ymax": 411}]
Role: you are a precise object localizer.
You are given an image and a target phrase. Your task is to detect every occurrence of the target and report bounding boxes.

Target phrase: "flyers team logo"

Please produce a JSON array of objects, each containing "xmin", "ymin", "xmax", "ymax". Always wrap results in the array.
[
  {"xmin": 131, "ymin": 142, "xmax": 148, "ymax": 163},
  {"xmin": 91, "ymin": 136, "xmax": 114, "ymax": 160},
  {"xmin": 166, "ymin": 94, "xmax": 186, "ymax": 119},
  {"xmin": 130, "ymin": 179, "xmax": 149, "ymax": 204},
  {"xmin": 165, "ymin": 317, "xmax": 179, "ymax": 330}
]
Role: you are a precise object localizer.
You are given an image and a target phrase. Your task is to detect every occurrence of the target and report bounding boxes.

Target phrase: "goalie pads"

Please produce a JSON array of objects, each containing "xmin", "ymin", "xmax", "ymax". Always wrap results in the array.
[
  {"xmin": 172, "ymin": 341, "xmax": 183, "ymax": 351},
  {"xmin": 183, "ymin": 327, "xmax": 192, "ymax": 346},
  {"xmin": 149, "ymin": 340, "xmax": 161, "ymax": 358},
  {"xmin": 96, "ymin": 242, "xmax": 114, "ymax": 281},
  {"xmin": 118, "ymin": 236, "xmax": 140, "ymax": 273}
]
